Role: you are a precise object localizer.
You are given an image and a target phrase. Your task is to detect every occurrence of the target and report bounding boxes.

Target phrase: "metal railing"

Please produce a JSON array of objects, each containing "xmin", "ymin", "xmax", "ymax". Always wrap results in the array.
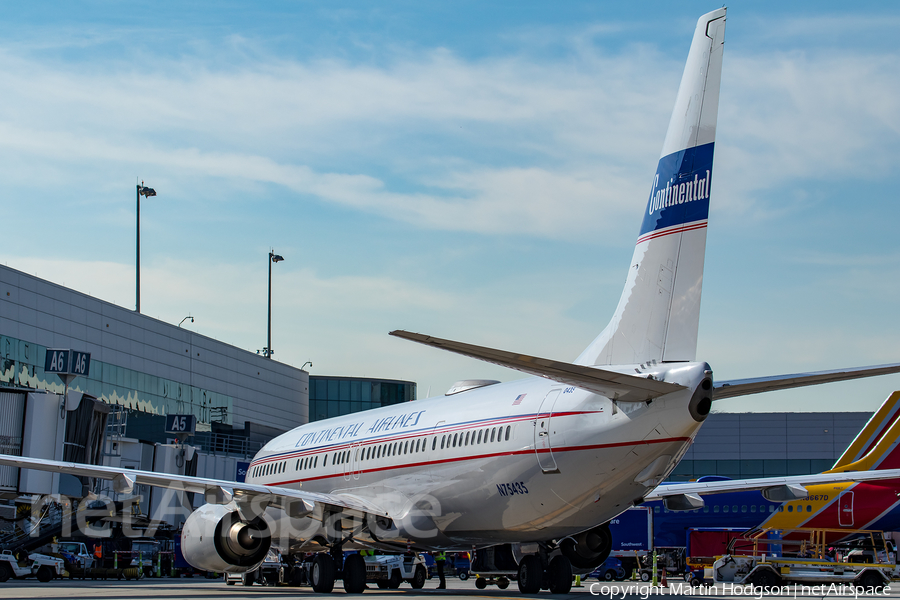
[{"xmin": 191, "ymin": 432, "xmax": 262, "ymax": 459}]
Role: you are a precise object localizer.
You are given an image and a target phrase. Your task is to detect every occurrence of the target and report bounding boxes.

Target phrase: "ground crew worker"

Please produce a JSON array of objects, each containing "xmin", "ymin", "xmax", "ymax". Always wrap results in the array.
[{"xmin": 435, "ymin": 551, "xmax": 447, "ymax": 589}]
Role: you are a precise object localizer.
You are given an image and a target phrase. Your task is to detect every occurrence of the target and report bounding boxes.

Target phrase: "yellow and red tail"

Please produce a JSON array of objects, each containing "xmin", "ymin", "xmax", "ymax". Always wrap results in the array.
[
  {"xmin": 830, "ymin": 391, "xmax": 900, "ymax": 473},
  {"xmin": 757, "ymin": 391, "xmax": 900, "ymax": 540}
]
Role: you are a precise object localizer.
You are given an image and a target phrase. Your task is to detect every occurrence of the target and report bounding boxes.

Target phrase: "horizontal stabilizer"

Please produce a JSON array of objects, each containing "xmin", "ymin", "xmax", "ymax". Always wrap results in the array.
[
  {"xmin": 389, "ymin": 330, "xmax": 684, "ymax": 402},
  {"xmin": 648, "ymin": 467, "xmax": 900, "ymax": 501},
  {"xmin": 713, "ymin": 363, "xmax": 900, "ymax": 400}
]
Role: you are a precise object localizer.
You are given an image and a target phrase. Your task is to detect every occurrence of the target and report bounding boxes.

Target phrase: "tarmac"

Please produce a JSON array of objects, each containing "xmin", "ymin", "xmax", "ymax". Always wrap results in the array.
[{"xmin": 0, "ymin": 576, "xmax": 898, "ymax": 600}]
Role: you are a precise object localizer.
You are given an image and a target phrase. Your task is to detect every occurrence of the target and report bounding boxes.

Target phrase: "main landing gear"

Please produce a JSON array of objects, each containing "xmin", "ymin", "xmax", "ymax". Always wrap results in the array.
[{"xmin": 516, "ymin": 553, "xmax": 573, "ymax": 595}]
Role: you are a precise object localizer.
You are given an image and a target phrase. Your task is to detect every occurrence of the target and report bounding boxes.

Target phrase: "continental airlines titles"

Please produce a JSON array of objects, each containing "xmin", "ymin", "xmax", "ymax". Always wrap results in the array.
[
  {"xmin": 647, "ymin": 170, "xmax": 711, "ymax": 216},
  {"xmin": 294, "ymin": 409, "xmax": 427, "ymax": 448}
]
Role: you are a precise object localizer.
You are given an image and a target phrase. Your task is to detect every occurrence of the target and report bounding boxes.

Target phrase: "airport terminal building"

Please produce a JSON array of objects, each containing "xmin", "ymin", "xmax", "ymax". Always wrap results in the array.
[{"xmin": 0, "ymin": 264, "xmax": 414, "ymax": 521}]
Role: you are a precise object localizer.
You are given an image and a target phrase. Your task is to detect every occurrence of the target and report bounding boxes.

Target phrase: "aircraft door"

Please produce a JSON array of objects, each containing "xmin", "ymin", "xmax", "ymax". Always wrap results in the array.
[
  {"xmin": 350, "ymin": 443, "xmax": 361, "ymax": 481},
  {"xmin": 534, "ymin": 389, "xmax": 561, "ymax": 474},
  {"xmin": 839, "ymin": 491, "xmax": 854, "ymax": 526}
]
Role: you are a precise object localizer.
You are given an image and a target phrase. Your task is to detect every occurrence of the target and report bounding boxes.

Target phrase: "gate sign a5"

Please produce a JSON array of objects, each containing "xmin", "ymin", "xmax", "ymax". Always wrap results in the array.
[
  {"xmin": 44, "ymin": 348, "xmax": 91, "ymax": 376},
  {"xmin": 165, "ymin": 414, "xmax": 197, "ymax": 436}
]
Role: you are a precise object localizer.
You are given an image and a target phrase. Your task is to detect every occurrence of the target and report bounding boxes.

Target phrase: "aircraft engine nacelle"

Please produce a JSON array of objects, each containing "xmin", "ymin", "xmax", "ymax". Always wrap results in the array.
[
  {"xmin": 559, "ymin": 522, "xmax": 612, "ymax": 569},
  {"xmin": 181, "ymin": 503, "xmax": 271, "ymax": 573}
]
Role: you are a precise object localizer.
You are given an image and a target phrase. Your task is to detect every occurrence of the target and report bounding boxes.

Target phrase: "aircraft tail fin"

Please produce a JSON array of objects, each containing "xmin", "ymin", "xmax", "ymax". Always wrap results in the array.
[
  {"xmin": 829, "ymin": 391, "xmax": 900, "ymax": 473},
  {"xmin": 576, "ymin": 8, "xmax": 726, "ymax": 367}
]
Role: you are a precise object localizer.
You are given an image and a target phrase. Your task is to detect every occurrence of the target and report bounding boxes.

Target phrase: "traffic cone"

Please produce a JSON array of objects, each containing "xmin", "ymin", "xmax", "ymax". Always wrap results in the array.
[{"xmin": 660, "ymin": 570, "xmax": 667, "ymax": 588}]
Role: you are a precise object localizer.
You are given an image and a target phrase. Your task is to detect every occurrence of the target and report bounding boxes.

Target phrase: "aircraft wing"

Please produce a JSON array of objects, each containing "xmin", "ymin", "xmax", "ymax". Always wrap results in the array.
[
  {"xmin": 389, "ymin": 330, "xmax": 684, "ymax": 402},
  {"xmin": 647, "ymin": 468, "xmax": 900, "ymax": 508},
  {"xmin": 714, "ymin": 363, "xmax": 900, "ymax": 400},
  {"xmin": 0, "ymin": 453, "xmax": 388, "ymax": 519}
]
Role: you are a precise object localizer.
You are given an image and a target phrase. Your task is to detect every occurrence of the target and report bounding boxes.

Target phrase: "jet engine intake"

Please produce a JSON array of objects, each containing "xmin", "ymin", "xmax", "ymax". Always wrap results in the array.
[
  {"xmin": 559, "ymin": 522, "xmax": 612, "ymax": 569},
  {"xmin": 181, "ymin": 503, "xmax": 271, "ymax": 573}
]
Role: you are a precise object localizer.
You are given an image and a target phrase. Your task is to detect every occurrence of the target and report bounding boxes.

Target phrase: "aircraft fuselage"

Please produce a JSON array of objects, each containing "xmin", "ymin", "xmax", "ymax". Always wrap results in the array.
[{"xmin": 246, "ymin": 361, "xmax": 711, "ymax": 549}]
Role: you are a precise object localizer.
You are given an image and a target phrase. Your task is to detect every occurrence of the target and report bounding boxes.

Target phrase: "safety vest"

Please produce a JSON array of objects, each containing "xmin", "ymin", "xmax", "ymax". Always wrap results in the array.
[{"xmin": 436, "ymin": 551, "xmax": 446, "ymax": 561}]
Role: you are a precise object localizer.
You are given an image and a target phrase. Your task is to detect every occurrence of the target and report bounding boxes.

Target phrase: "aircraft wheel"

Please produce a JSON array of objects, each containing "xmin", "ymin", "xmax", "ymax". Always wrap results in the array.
[
  {"xmin": 342, "ymin": 554, "xmax": 366, "ymax": 594},
  {"xmin": 517, "ymin": 554, "xmax": 542, "ymax": 594},
  {"xmin": 36, "ymin": 565, "xmax": 55, "ymax": 583},
  {"xmin": 475, "ymin": 577, "xmax": 487, "ymax": 589},
  {"xmin": 410, "ymin": 565, "xmax": 427, "ymax": 589},
  {"xmin": 498, "ymin": 577, "xmax": 510, "ymax": 590},
  {"xmin": 311, "ymin": 554, "xmax": 336, "ymax": 594},
  {"xmin": 548, "ymin": 556, "xmax": 572, "ymax": 595}
]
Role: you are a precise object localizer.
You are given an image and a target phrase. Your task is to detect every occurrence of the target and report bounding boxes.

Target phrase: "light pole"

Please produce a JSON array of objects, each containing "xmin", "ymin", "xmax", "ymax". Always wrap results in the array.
[
  {"xmin": 265, "ymin": 251, "xmax": 284, "ymax": 359},
  {"xmin": 136, "ymin": 182, "xmax": 157, "ymax": 313}
]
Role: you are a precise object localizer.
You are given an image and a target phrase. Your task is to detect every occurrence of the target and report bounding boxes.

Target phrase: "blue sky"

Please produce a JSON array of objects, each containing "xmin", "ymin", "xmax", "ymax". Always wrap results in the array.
[{"xmin": 3, "ymin": 2, "xmax": 900, "ymax": 413}]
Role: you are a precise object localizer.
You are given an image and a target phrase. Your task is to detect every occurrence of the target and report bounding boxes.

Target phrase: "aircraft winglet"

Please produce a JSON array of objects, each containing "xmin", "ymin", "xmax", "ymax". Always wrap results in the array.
[{"xmin": 389, "ymin": 330, "xmax": 685, "ymax": 402}]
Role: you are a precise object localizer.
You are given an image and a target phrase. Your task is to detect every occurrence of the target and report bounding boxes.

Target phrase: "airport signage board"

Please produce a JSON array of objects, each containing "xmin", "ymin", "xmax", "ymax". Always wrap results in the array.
[
  {"xmin": 165, "ymin": 414, "xmax": 197, "ymax": 436},
  {"xmin": 236, "ymin": 461, "xmax": 250, "ymax": 483},
  {"xmin": 44, "ymin": 348, "xmax": 91, "ymax": 377}
]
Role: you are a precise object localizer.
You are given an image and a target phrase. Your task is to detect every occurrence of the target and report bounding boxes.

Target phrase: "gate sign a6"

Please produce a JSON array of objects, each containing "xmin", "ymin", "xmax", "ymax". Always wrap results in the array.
[
  {"xmin": 44, "ymin": 348, "xmax": 91, "ymax": 376},
  {"xmin": 165, "ymin": 414, "xmax": 197, "ymax": 435}
]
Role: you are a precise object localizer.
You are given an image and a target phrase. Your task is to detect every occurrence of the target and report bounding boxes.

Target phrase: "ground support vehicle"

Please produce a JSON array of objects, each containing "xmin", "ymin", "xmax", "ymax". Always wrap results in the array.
[
  {"xmin": 470, "ymin": 545, "xmax": 517, "ymax": 589},
  {"xmin": 587, "ymin": 558, "xmax": 626, "ymax": 582},
  {"xmin": 609, "ymin": 507, "xmax": 653, "ymax": 579},
  {"xmin": 684, "ymin": 527, "xmax": 756, "ymax": 580},
  {"xmin": 56, "ymin": 542, "xmax": 94, "ymax": 571},
  {"xmin": 225, "ymin": 549, "xmax": 284, "ymax": 586},
  {"xmin": 0, "ymin": 550, "xmax": 67, "ymax": 582},
  {"xmin": 638, "ymin": 548, "xmax": 686, "ymax": 582},
  {"xmin": 129, "ymin": 539, "xmax": 161, "ymax": 578},
  {"xmin": 452, "ymin": 553, "xmax": 471, "ymax": 580},
  {"xmin": 361, "ymin": 554, "xmax": 427, "ymax": 590},
  {"xmin": 712, "ymin": 554, "xmax": 895, "ymax": 589},
  {"xmin": 256, "ymin": 549, "xmax": 284, "ymax": 586}
]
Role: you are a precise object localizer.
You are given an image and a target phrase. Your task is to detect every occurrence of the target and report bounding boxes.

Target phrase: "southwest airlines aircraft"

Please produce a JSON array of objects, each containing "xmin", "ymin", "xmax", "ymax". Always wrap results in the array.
[
  {"xmin": 3, "ymin": 8, "xmax": 900, "ymax": 595},
  {"xmin": 650, "ymin": 391, "xmax": 900, "ymax": 549}
]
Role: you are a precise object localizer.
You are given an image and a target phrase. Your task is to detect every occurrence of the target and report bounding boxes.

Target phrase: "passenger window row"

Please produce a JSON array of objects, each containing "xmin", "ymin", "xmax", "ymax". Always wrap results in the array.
[
  {"xmin": 251, "ymin": 424, "xmax": 514, "ymax": 480},
  {"xmin": 653, "ymin": 503, "xmax": 812, "ymax": 515},
  {"xmin": 252, "ymin": 460, "xmax": 289, "ymax": 479},
  {"xmin": 435, "ymin": 424, "xmax": 511, "ymax": 451}
]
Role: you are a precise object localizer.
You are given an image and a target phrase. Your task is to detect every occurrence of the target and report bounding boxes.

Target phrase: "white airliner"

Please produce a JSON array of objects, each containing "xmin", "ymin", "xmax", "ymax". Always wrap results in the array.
[{"xmin": 3, "ymin": 7, "xmax": 900, "ymax": 595}]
